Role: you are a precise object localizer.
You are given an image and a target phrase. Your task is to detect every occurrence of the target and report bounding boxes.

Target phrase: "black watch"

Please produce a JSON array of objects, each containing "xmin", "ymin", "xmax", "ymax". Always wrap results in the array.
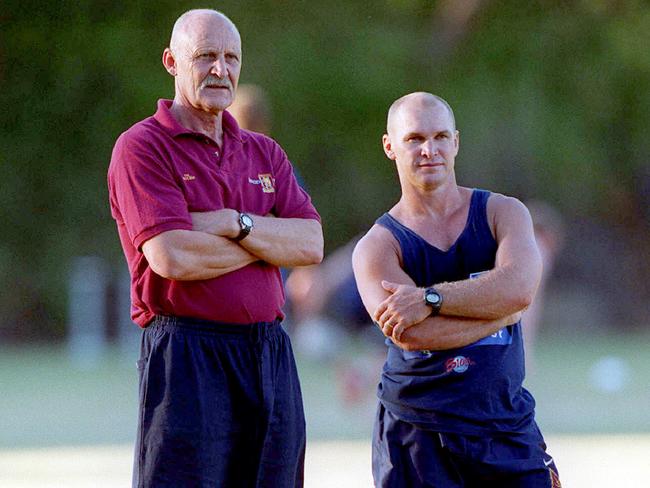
[
  {"xmin": 234, "ymin": 212, "xmax": 254, "ymax": 241},
  {"xmin": 424, "ymin": 287, "xmax": 443, "ymax": 316}
]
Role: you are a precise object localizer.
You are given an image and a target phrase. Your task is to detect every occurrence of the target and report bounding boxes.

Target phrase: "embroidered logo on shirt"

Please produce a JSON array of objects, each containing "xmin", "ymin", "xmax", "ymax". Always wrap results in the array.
[
  {"xmin": 182, "ymin": 173, "xmax": 196, "ymax": 181},
  {"xmin": 258, "ymin": 173, "xmax": 275, "ymax": 193}
]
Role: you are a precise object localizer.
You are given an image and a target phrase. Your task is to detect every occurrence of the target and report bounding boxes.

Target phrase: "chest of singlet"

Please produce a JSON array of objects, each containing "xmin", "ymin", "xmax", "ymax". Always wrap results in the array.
[{"xmin": 375, "ymin": 189, "xmax": 536, "ymax": 435}]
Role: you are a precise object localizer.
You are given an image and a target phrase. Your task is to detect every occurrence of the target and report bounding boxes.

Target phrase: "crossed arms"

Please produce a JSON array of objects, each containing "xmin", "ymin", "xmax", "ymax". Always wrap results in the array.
[
  {"xmin": 351, "ymin": 195, "xmax": 542, "ymax": 351},
  {"xmin": 143, "ymin": 209, "xmax": 323, "ymax": 281}
]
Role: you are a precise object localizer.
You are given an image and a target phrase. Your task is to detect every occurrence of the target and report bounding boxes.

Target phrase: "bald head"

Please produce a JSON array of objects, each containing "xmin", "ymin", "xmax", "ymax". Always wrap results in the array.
[
  {"xmin": 170, "ymin": 9, "xmax": 240, "ymax": 55},
  {"xmin": 386, "ymin": 92, "xmax": 456, "ymax": 135},
  {"xmin": 163, "ymin": 9, "xmax": 242, "ymax": 115}
]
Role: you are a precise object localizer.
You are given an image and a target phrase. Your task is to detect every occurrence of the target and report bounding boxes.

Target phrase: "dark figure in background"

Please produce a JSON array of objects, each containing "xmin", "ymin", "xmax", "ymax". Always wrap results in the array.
[
  {"xmin": 108, "ymin": 9, "xmax": 322, "ymax": 487},
  {"xmin": 352, "ymin": 92, "xmax": 561, "ymax": 487}
]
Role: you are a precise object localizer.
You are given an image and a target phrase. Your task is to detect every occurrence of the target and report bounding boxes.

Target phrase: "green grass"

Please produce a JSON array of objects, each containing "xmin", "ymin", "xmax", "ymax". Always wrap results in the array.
[{"xmin": 1, "ymin": 330, "xmax": 649, "ymax": 449}]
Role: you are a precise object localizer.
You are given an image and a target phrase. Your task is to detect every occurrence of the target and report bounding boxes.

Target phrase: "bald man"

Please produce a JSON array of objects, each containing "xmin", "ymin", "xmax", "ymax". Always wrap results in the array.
[
  {"xmin": 108, "ymin": 9, "xmax": 322, "ymax": 487},
  {"xmin": 353, "ymin": 93, "xmax": 561, "ymax": 487}
]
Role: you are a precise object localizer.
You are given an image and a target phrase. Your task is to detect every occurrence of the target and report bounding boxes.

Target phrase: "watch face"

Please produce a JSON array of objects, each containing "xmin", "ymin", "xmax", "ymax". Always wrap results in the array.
[
  {"xmin": 241, "ymin": 215, "xmax": 253, "ymax": 227},
  {"xmin": 426, "ymin": 292, "xmax": 440, "ymax": 305}
]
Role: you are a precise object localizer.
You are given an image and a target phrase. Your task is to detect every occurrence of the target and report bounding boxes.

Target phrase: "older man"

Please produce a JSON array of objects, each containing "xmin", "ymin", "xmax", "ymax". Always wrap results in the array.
[
  {"xmin": 108, "ymin": 9, "xmax": 322, "ymax": 487},
  {"xmin": 352, "ymin": 92, "xmax": 561, "ymax": 487}
]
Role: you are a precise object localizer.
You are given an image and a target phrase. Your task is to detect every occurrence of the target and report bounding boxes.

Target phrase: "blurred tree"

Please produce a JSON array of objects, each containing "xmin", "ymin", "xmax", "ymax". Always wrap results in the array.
[{"xmin": 1, "ymin": 0, "xmax": 648, "ymax": 339}]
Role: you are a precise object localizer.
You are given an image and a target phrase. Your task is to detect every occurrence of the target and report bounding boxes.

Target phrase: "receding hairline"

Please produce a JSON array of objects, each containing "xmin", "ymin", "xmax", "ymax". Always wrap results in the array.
[
  {"xmin": 386, "ymin": 92, "xmax": 456, "ymax": 133},
  {"xmin": 169, "ymin": 9, "xmax": 240, "ymax": 52}
]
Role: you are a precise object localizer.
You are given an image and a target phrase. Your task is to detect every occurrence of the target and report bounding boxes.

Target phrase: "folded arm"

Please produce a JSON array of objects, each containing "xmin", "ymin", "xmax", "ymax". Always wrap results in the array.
[
  {"xmin": 191, "ymin": 209, "xmax": 323, "ymax": 267},
  {"xmin": 142, "ymin": 229, "xmax": 258, "ymax": 281},
  {"xmin": 435, "ymin": 195, "xmax": 542, "ymax": 319},
  {"xmin": 352, "ymin": 225, "xmax": 516, "ymax": 350},
  {"xmin": 391, "ymin": 312, "xmax": 521, "ymax": 351},
  {"xmin": 374, "ymin": 196, "xmax": 543, "ymax": 336}
]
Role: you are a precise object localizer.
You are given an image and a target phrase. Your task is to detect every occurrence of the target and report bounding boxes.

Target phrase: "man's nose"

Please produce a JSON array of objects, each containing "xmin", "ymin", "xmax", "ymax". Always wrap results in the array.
[
  {"xmin": 210, "ymin": 56, "xmax": 227, "ymax": 78},
  {"xmin": 421, "ymin": 140, "xmax": 436, "ymax": 158}
]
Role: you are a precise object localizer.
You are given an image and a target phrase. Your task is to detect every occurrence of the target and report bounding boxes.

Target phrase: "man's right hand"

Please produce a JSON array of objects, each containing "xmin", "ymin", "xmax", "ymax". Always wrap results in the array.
[{"xmin": 373, "ymin": 280, "xmax": 432, "ymax": 341}]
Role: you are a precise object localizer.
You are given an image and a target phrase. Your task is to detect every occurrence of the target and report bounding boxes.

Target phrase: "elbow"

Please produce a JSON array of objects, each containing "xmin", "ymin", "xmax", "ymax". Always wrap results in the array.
[
  {"xmin": 514, "ymin": 292, "xmax": 534, "ymax": 311},
  {"xmin": 510, "ymin": 283, "xmax": 537, "ymax": 312},
  {"xmin": 306, "ymin": 245, "xmax": 324, "ymax": 265},
  {"xmin": 303, "ymin": 225, "xmax": 324, "ymax": 265},
  {"xmin": 147, "ymin": 250, "xmax": 190, "ymax": 280}
]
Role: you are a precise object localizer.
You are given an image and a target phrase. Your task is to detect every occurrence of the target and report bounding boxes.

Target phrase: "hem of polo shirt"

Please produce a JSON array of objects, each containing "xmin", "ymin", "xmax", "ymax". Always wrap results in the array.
[{"xmin": 133, "ymin": 220, "xmax": 194, "ymax": 250}]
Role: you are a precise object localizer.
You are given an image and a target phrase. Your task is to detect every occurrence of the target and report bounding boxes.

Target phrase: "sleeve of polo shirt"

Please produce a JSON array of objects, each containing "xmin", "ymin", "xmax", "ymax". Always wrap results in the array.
[
  {"xmin": 108, "ymin": 131, "xmax": 193, "ymax": 250},
  {"xmin": 270, "ymin": 142, "xmax": 321, "ymax": 221}
]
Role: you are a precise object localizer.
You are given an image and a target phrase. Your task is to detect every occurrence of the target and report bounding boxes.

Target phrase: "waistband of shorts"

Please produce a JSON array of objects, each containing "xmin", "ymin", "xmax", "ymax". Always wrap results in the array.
[{"xmin": 151, "ymin": 315, "xmax": 282, "ymax": 337}]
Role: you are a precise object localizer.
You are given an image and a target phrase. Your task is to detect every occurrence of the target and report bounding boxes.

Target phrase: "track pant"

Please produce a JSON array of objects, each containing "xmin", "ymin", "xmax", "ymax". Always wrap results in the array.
[
  {"xmin": 133, "ymin": 315, "xmax": 306, "ymax": 488},
  {"xmin": 373, "ymin": 403, "xmax": 561, "ymax": 488}
]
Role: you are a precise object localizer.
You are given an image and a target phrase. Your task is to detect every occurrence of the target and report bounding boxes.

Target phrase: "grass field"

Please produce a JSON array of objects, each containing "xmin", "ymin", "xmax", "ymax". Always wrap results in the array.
[
  {"xmin": 1, "ymin": 330, "xmax": 649, "ymax": 486},
  {"xmin": 1, "ymin": 436, "xmax": 649, "ymax": 487}
]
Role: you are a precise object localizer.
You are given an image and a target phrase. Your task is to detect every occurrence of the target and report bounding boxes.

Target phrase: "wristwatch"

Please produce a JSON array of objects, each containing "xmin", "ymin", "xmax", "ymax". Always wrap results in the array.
[
  {"xmin": 423, "ymin": 287, "xmax": 443, "ymax": 316},
  {"xmin": 234, "ymin": 212, "xmax": 254, "ymax": 241}
]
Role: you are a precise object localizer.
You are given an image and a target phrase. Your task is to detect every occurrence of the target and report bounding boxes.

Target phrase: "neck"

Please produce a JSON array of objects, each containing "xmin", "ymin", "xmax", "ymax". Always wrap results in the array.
[
  {"xmin": 399, "ymin": 179, "xmax": 463, "ymax": 217},
  {"xmin": 169, "ymin": 99, "xmax": 224, "ymax": 146}
]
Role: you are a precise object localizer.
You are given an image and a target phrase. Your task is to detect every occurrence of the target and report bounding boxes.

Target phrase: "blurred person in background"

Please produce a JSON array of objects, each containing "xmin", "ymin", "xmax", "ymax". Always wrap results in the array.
[
  {"xmin": 285, "ymin": 237, "xmax": 386, "ymax": 405},
  {"xmin": 228, "ymin": 82, "xmax": 307, "ymax": 287},
  {"xmin": 523, "ymin": 200, "xmax": 565, "ymax": 370},
  {"xmin": 227, "ymin": 83, "xmax": 272, "ymax": 134},
  {"xmin": 353, "ymin": 92, "xmax": 561, "ymax": 487},
  {"xmin": 107, "ymin": 9, "xmax": 322, "ymax": 487}
]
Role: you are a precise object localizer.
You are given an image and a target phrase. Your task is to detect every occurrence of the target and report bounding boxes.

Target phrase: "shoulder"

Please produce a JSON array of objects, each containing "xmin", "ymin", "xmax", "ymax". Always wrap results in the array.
[
  {"xmin": 112, "ymin": 116, "xmax": 164, "ymax": 160},
  {"xmin": 240, "ymin": 130, "xmax": 291, "ymax": 168},
  {"xmin": 485, "ymin": 192, "xmax": 534, "ymax": 239},
  {"xmin": 241, "ymin": 129, "xmax": 283, "ymax": 154},
  {"xmin": 487, "ymin": 192, "xmax": 531, "ymax": 220},
  {"xmin": 353, "ymin": 224, "xmax": 400, "ymax": 267},
  {"xmin": 109, "ymin": 117, "xmax": 170, "ymax": 181}
]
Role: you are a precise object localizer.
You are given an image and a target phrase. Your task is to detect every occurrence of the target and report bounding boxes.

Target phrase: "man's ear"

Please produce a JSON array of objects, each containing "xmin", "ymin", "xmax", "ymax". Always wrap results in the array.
[
  {"xmin": 162, "ymin": 48, "xmax": 177, "ymax": 76},
  {"xmin": 382, "ymin": 134, "xmax": 395, "ymax": 160}
]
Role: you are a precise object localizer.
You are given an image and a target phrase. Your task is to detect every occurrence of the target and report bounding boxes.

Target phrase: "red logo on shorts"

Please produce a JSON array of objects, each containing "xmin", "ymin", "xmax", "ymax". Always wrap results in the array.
[{"xmin": 445, "ymin": 356, "xmax": 475, "ymax": 373}]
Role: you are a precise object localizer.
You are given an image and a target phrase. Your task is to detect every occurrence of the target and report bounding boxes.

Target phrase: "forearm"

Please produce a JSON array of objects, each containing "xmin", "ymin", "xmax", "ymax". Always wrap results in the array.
[
  {"xmin": 240, "ymin": 216, "xmax": 323, "ymax": 267},
  {"xmin": 143, "ymin": 230, "xmax": 258, "ymax": 281},
  {"xmin": 436, "ymin": 264, "xmax": 540, "ymax": 320},
  {"xmin": 392, "ymin": 312, "xmax": 520, "ymax": 352},
  {"xmin": 191, "ymin": 209, "xmax": 323, "ymax": 267}
]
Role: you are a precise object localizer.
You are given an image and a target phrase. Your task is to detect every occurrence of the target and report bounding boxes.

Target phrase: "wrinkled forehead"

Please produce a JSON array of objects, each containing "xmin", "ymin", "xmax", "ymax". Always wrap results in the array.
[
  {"xmin": 389, "ymin": 101, "xmax": 455, "ymax": 136},
  {"xmin": 173, "ymin": 15, "xmax": 241, "ymax": 55}
]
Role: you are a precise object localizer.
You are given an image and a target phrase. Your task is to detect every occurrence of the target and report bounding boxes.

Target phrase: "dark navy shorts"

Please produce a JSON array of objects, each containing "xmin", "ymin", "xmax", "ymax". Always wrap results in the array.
[
  {"xmin": 372, "ymin": 403, "xmax": 561, "ymax": 488},
  {"xmin": 133, "ymin": 316, "xmax": 306, "ymax": 488}
]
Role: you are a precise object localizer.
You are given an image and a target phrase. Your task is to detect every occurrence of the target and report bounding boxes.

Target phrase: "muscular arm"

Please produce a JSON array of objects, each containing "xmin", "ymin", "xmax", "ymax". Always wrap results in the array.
[
  {"xmin": 392, "ymin": 313, "xmax": 520, "ymax": 351},
  {"xmin": 191, "ymin": 209, "xmax": 323, "ymax": 267},
  {"xmin": 352, "ymin": 225, "xmax": 514, "ymax": 350},
  {"xmin": 435, "ymin": 195, "xmax": 542, "ymax": 319},
  {"xmin": 142, "ymin": 229, "xmax": 258, "ymax": 281},
  {"xmin": 375, "ymin": 196, "xmax": 543, "ymax": 337}
]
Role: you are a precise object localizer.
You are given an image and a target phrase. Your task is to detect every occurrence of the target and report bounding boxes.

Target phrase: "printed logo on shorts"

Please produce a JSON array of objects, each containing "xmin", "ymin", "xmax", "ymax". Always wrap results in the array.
[
  {"xmin": 549, "ymin": 467, "xmax": 562, "ymax": 488},
  {"xmin": 445, "ymin": 355, "xmax": 475, "ymax": 373}
]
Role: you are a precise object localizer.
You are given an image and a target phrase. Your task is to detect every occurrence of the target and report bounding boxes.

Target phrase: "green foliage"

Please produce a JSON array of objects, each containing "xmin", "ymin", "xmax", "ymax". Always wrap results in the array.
[{"xmin": 1, "ymin": 0, "xmax": 649, "ymax": 338}]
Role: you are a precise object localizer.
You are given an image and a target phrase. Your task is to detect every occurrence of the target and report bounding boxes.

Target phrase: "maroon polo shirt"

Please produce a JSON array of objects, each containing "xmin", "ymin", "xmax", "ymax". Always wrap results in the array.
[{"xmin": 108, "ymin": 99, "xmax": 320, "ymax": 327}]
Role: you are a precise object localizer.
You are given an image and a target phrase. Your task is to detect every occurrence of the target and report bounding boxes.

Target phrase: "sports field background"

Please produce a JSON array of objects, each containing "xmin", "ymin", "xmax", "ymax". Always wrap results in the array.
[{"xmin": 1, "ymin": 330, "xmax": 649, "ymax": 486}]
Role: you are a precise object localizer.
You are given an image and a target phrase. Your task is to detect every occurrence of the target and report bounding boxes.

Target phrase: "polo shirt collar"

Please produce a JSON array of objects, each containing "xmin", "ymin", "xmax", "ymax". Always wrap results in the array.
[{"xmin": 153, "ymin": 99, "xmax": 247, "ymax": 146}]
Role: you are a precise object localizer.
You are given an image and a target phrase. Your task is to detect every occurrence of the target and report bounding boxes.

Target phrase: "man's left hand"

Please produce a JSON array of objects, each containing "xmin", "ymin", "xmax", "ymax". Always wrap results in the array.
[
  {"xmin": 373, "ymin": 281, "xmax": 432, "ymax": 341},
  {"xmin": 191, "ymin": 209, "xmax": 239, "ymax": 238}
]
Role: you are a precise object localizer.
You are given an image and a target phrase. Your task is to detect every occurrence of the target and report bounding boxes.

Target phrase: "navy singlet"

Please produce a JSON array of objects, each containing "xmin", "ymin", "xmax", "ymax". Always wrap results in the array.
[{"xmin": 376, "ymin": 189, "xmax": 536, "ymax": 435}]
